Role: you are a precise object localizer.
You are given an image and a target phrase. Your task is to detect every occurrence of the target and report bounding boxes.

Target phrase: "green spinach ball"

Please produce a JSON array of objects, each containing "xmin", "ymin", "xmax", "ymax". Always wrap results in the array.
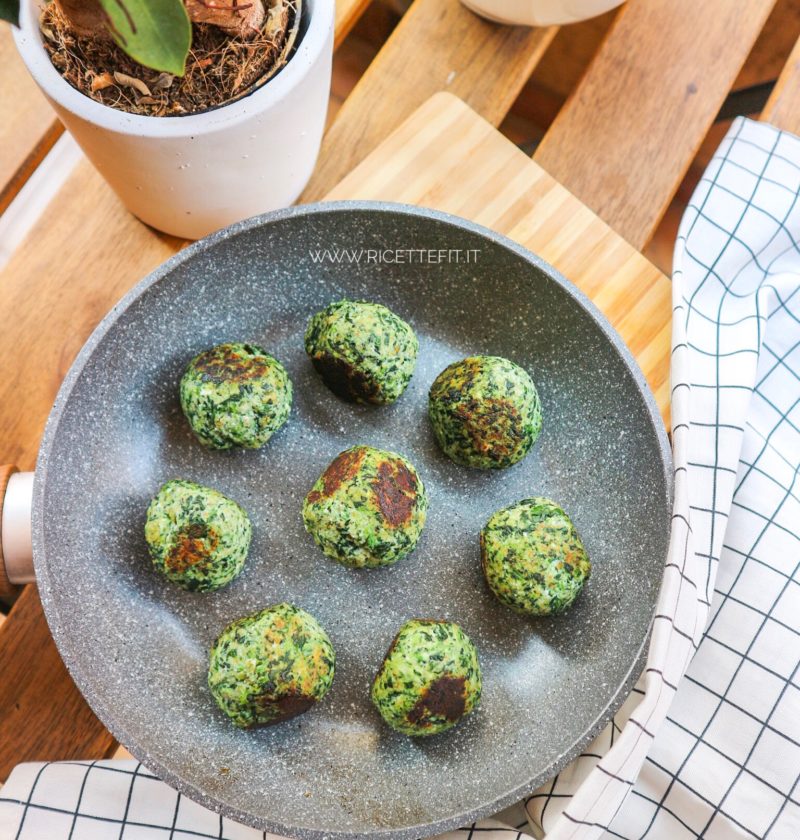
[
  {"xmin": 302, "ymin": 445, "xmax": 428, "ymax": 569},
  {"xmin": 305, "ymin": 300, "xmax": 418, "ymax": 404},
  {"xmin": 180, "ymin": 342, "xmax": 292, "ymax": 449},
  {"xmin": 428, "ymin": 355, "xmax": 542, "ymax": 469},
  {"xmin": 208, "ymin": 603, "xmax": 335, "ymax": 729},
  {"xmin": 481, "ymin": 498, "xmax": 591, "ymax": 615},
  {"xmin": 144, "ymin": 479, "xmax": 251, "ymax": 592},
  {"xmin": 371, "ymin": 619, "xmax": 481, "ymax": 736}
]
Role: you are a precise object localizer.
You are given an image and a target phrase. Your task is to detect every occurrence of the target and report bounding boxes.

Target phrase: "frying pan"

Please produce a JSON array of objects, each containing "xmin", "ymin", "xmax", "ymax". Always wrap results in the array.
[{"xmin": 0, "ymin": 202, "xmax": 671, "ymax": 839}]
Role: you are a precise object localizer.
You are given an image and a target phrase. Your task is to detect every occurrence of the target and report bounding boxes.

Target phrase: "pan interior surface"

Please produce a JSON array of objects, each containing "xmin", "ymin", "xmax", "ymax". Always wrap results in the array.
[{"xmin": 35, "ymin": 206, "xmax": 670, "ymax": 839}]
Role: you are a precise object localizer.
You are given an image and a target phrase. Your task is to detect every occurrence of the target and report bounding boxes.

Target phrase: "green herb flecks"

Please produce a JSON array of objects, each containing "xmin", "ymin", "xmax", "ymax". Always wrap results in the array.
[
  {"xmin": 305, "ymin": 300, "xmax": 418, "ymax": 405},
  {"xmin": 208, "ymin": 603, "xmax": 336, "ymax": 728},
  {"xmin": 371, "ymin": 619, "xmax": 481, "ymax": 736},
  {"xmin": 481, "ymin": 497, "xmax": 590, "ymax": 615},
  {"xmin": 144, "ymin": 479, "xmax": 251, "ymax": 592},
  {"xmin": 180, "ymin": 342, "xmax": 292, "ymax": 450},
  {"xmin": 428, "ymin": 355, "xmax": 542, "ymax": 469},
  {"xmin": 302, "ymin": 445, "xmax": 428, "ymax": 569}
]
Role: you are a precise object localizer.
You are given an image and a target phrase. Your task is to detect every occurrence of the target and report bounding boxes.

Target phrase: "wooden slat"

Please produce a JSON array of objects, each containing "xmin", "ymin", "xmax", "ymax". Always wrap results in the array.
[
  {"xmin": 0, "ymin": 172, "xmax": 178, "ymax": 777},
  {"xmin": 0, "ymin": 27, "xmax": 63, "ymax": 213},
  {"xmin": 0, "ymin": 586, "xmax": 116, "ymax": 780},
  {"xmin": 525, "ymin": 10, "xmax": 616, "ymax": 101},
  {"xmin": 0, "ymin": 177, "xmax": 181, "ymax": 471},
  {"xmin": 335, "ymin": 0, "xmax": 375, "ymax": 48},
  {"xmin": 534, "ymin": 0, "xmax": 778, "ymax": 249},
  {"xmin": 761, "ymin": 34, "xmax": 800, "ymax": 133},
  {"xmin": 500, "ymin": 11, "xmax": 617, "ymax": 146},
  {"xmin": 301, "ymin": 0, "xmax": 557, "ymax": 202},
  {"xmin": 734, "ymin": 0, "xmax": 800, "ymax": 90}
]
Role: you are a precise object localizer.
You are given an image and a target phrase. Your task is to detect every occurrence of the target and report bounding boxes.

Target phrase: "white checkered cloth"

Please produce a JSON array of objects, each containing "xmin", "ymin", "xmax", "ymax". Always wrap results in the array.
[
  {"xmin": 1, "ymin": 117, "xmax": 798, "ymax": 840},
  {"xmin": 0, "ymin": 760, "xmax": 531, "ymax": 839},
  {"xmin": 526, "ymin": 116, "xmax": 800, "ymax": 839}
]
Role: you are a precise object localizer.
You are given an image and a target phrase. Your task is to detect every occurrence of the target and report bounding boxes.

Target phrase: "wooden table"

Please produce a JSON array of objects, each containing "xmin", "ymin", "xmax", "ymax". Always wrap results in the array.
[{"xmin": 2, "ymin": 0, "xmax": 800, "ymax": 795}]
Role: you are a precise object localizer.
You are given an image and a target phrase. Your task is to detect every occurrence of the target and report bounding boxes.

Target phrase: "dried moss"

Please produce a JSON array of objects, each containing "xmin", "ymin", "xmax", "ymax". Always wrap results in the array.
[{"xmin": 40, "ymin": 0, "xmax": 299, "ymax": 117}]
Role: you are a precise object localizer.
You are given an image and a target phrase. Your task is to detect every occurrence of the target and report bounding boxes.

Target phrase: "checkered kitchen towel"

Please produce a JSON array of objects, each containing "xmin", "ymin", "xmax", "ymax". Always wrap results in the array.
[
  {"xmin": 2, "ymin": 116, "xmax": 799, "ymax": 840},
  {"xmin": 526, "ymin": 117, "xmax": 800, "ymax": 838}
]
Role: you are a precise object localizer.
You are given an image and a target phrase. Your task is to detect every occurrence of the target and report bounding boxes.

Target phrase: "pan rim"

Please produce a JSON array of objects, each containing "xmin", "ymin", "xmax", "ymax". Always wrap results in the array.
[{"xmin": 32, "ymin": 200, "xmax": 673, "ymax": 840}]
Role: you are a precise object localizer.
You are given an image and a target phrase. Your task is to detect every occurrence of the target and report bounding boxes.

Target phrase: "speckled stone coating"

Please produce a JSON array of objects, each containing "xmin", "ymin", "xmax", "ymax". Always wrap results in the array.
[
  {"xmin": 428, "ymin": 356, "xmax": 542, "ymax": 469},
  {"xmin": 371, "ymin": 619, "xmax": 481, "ymax": 736},
  {"xmin": 180, "ymin": 342, "xmax": 292, "ymax": 449},
  {"xmin": 208, "ymin": 603, "xmax": 335, "ymax": 728},
  {"xmin": 305, "ymin": 300, "xmax": 418, "ymax": 404},
  {"xmin": 32, "ymin": 202, "xmax": 672, "ymax": 840},
  {"xmin": 481, "ymin": 498, "xmax": 591, "ymax": 615},
  {"xmin": 302, "ymin": 445, "xmax": 428, "ymax": 568},
  {"xmin": 145, "ymin": 479, "xmax": 252, "ymax": 592}
]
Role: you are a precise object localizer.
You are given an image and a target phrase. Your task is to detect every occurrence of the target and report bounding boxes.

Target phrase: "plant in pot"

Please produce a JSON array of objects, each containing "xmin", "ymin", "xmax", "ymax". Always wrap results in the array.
[
  {"xmin": 3, "ymin": 0, "xmax": 333, "ymax": 239},
  {"xmin": 460, "ymin": 0, "xmax": 625, "ymax": 26}
]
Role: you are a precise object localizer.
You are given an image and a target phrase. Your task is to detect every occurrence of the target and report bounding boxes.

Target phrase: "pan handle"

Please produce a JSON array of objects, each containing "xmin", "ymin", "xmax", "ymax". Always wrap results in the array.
[{"xmin": 0, "ymin": 466, "xmax": 34, "ymax": 597}]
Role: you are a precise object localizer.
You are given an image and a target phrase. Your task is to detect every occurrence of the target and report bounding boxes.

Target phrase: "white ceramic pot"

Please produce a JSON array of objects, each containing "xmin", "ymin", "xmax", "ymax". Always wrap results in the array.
[
  {"xmin": 460, "ymin": 0, "xmax": 624, "ymax": 26},
  {"xmin": 14, "ymin": 0, "xmax": 333, "ymax": 239}
]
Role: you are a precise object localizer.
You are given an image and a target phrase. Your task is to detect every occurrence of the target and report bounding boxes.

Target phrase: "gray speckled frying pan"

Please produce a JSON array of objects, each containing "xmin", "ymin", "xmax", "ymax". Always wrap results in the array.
[{"xmin": 33, "ymin": 202, "xmax": 671, "ymax": 840}]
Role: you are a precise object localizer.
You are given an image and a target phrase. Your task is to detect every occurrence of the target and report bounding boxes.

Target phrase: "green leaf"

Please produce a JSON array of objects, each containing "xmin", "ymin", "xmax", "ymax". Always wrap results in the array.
[
  {"xmin": 97, "ymin": 0, "xmax": 191, "ymax": 77},
  {"xmin": 0, "ymin": 0, "xmax": 20, "ymax": 26}
]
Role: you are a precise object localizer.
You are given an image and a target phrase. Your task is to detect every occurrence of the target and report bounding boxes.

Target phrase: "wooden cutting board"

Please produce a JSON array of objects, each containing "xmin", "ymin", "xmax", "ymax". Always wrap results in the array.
[
  {"xmin": 327, "ymin": 92, "xmax": 671, "ymax": 420},
  {"xmin": 0, "ymin": 91, "xmax": 671, "ymax": 774}
]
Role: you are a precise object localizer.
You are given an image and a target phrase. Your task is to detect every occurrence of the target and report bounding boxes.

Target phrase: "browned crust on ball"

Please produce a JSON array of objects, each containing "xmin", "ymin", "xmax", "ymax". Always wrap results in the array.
[
  {"xmin": 311, "ymin": 353, "xmax": 380, "ymax": 404},
  {"xmin": 167, "ymin": 523, "xmax": 218, "ymax": 573},
  {"xmin": 454, "ymin": 397, "xmax": 525, "ymax": 462},
  {"xmin": 373, "ymin": 459, "xmax": 418, "ymax": 527},
  {"xmin": 479, "ymin": 530, "xmax": 488, "ymax": 575},
  {"xmin": 407, "ymin": 675, "xmax": 467, "ymax": 727},
  {"xmin": 306, "ymin": 447, "xmax": 367, "ymax": 504},
  {"xmin": 194, "ymin": 345, "xmax": 271, "ymax": 384},
  {"xmin": 248, "ymin": 690, "xmax": 316, "ymax": 727}
]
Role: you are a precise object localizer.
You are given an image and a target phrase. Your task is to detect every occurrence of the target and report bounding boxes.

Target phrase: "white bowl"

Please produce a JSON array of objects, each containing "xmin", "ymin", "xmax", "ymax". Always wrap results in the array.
[{"xmin": 461, "ymin": 0, "xmax": 625, "ymax": 26}]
